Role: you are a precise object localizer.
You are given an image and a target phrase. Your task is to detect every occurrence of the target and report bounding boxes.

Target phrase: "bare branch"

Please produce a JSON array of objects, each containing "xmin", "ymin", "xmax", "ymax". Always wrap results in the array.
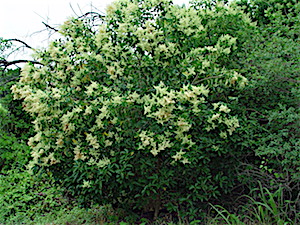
[
  {"xmin": 0, "ymin": 59, "xmax": 43, "ymax": 69},
  {"xmin": 42, "ymin": 22, "xmax": 59, "ymax": 32},
  {"xmin": 69, "ymin": 3, "xmax": 81, "ymax": 18},
  {"xmin": 78, "ymin": 11, "xmax": 104, "ymax": 19},
  {"xmin": 6, "ymin": 39, "xmax": 33, "ymax": 49}
]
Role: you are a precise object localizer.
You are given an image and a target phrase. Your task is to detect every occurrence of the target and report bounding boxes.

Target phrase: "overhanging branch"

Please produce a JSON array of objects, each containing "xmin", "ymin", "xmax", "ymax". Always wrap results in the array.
[
  {"xmin": 0, "ymin": 59, "xmax": 43, "ymax": 67},
  {"xmin": 6, "ymin": 39, "xmax": 33, "ymax": 49}
]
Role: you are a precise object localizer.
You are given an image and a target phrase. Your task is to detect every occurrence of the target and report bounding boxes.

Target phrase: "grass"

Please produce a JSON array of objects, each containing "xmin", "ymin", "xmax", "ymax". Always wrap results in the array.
[
  {"xmin": 1, "ymin": 166, "xmax": 299, "ymax": 224},
  {"xmin": 2, "ymin": 187, "xmax": 299, "ymax": 225},
  {"xmin": 206, "ymin": 182, "xmax": 299, "ymax": 225}
]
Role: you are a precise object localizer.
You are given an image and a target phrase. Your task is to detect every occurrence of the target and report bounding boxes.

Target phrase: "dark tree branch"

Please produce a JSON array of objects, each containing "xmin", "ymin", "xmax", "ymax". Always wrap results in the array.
[
  {"xmin": 42, "ymin": 22, "xmax": 59, "ymax": 32},
  {"xmin": 0, "ymin": 59, "xmax": 43, "ymax": 67},
  {"xmin": 6, "ymin": 39, "xmax": 33, "ymax": 49},
  {"xmin": 38, "ymin": 11, "xmax": 104, "ymax": 37},
  {"xmin": 78, "ymin": 11, "xmax": 104, "ymax": 19},
  {"xmin": 0, "ymin": 60, "xmax": 44, "ymax": 75}
]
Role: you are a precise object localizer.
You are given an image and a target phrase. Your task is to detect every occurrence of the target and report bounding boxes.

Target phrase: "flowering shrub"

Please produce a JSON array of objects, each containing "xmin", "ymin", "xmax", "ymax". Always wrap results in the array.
[{"xmin": 11, "ymin": 0, "xmax": 254, "ymax": 217}]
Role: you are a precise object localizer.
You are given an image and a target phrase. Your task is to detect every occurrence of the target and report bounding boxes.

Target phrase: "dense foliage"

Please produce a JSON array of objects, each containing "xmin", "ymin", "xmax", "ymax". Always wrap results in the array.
[
  {"xmin": 1, "ymin": 0, "xmax": 299, "ymax": 223},
  {"xmin": 234, "ymin": 0, "xmax": 300, "ymax": 187},
  {"xmin": 0, "ymin": 69, "xmax": 35, "ymax": 171},
  {"xmin": 0, "ymin": 38, "xmax": 65, "ymax": 222},
  {"xmin": 10, "ymin": 0, "xmax": 257, "ymax": 219}
]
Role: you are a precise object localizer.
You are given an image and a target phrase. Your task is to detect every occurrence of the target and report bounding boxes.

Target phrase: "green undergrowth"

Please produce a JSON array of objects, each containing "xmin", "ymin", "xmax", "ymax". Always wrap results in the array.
[
  {"xmin": 1, "ymin": 0, "xmax": 299, "ymax": 224},
  {"xmin": 1, "ymin": 178, "xmax": 299, "ymax": 225},
  {"xmin": 1, "ymin": 164, "xmax": 298, "ymax": 224},
  {"xmin": 208, "ymin": 183, "xmax": 300, "ymax": 225}
]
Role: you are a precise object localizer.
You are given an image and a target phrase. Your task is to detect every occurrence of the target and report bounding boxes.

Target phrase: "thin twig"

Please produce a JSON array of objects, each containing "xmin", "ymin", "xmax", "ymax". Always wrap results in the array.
[
  {"xmin": 245, "ymin": 108, "xmax": 269, "ymax": 119},
  {"xmin": 78, "ymin": 11, "xmax": 104, "ymax": 19},
  {"xmin": 42, "ymin": 22, "xmax": 59, "ymax": 32},
  {"xmin": 192, "ymin": 75, "xmax": 223, "ymax": 85}
]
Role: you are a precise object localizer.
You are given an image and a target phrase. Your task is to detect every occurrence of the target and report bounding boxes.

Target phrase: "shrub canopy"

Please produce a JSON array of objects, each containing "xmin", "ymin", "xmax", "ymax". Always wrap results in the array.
[{"xmin": 11, "ymin": 0, "xmax": 260, "ymax": 216}]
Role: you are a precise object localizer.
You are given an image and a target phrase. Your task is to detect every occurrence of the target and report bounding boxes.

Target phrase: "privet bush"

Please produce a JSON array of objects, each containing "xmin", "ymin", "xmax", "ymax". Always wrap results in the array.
[{"xmin": 11, "ymin": 0, "xmax": 255, "ymax": 218}]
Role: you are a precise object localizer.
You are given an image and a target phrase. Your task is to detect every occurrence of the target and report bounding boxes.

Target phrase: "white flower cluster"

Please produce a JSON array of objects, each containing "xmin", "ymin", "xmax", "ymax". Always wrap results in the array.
[
  {"xmin": 206, "ymin": 103, "xmax": 240, "ymax": 138},
  {"xmin": 10, "ymin": 0, "xmax": 250, "ymax": 169}
]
